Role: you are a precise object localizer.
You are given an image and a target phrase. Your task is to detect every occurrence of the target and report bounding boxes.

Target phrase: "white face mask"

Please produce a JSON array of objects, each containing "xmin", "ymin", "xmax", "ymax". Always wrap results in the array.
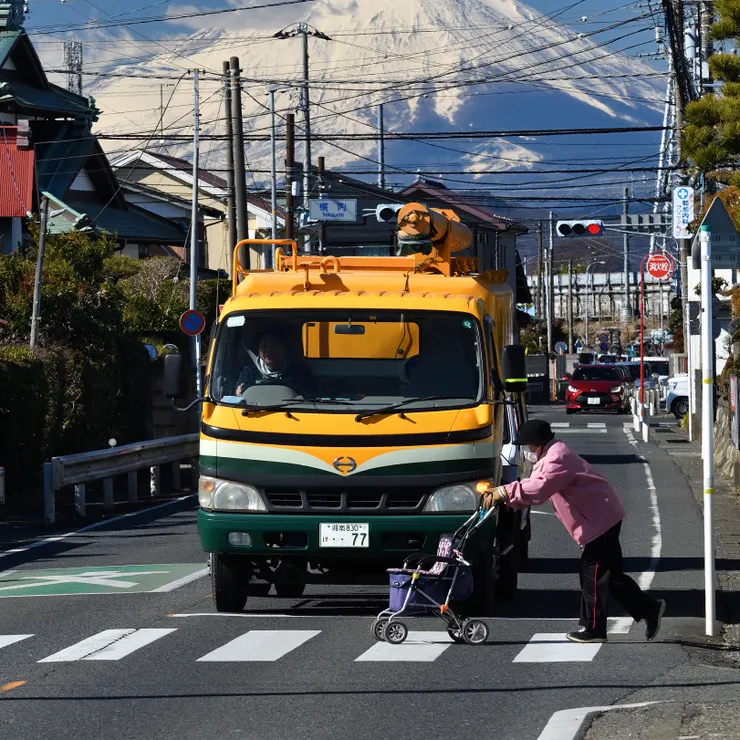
[{"xmin": 523, "ymin": 449, "xmax": 540, "ymax": 464}]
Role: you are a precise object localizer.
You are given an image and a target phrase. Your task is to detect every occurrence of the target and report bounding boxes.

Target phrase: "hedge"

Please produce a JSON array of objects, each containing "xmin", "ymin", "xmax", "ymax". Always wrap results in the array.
[{"xmin": 0, "ymin": 341, "xmax": 150, "ymax": 503}]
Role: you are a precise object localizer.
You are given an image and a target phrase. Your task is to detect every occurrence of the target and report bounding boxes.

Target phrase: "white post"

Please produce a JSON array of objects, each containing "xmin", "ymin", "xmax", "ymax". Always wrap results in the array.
[{"xmin": 699, "ymin": 224, "xmax": 716, "ymax": 637}]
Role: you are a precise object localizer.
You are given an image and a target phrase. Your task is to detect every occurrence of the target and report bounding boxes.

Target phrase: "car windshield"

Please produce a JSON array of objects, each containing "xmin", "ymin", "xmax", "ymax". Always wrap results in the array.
[
  {"xmin": 209, "ymin": 309, "xmax": 484, "ymax": 412},
  {"xmin": 572, "ymin": 366, "xmax": 620, "ymax": 382},
  {"xmin": 621, "ymin": 364, "xmax": 641, "ymax": 381}
]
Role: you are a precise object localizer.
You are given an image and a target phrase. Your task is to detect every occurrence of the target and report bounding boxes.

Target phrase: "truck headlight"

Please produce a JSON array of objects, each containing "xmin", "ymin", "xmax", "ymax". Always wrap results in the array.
[
  {"xmin": 424, "ymin": 484, "xmax": 477, "ymax": 512},
  {"xmin": 198, "ymin": 476, "xmax": 266, "ymax": 512}
]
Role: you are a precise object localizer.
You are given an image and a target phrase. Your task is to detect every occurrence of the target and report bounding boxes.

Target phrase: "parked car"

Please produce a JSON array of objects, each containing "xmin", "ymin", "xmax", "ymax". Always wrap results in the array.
[
  {"xmin": 617, "ymin": 360, "xmax": 669, "ymax": 391},
  {"xmin": 665, "ymin": 374, "xmax": 689, "ymax": 419},
  {"xmin": 614, "ymin": 364, "xmax": 635, "ymax": 399},
  {"xmin": 565, "ymin": 364, "xmax": 631, "ymax": 414}
]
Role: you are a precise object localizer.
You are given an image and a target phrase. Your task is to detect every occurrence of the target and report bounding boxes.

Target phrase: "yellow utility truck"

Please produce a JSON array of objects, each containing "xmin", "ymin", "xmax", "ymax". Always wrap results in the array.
[{"xmin": 165, "ymin": 202, "xmax": 529, "ymax": 614}]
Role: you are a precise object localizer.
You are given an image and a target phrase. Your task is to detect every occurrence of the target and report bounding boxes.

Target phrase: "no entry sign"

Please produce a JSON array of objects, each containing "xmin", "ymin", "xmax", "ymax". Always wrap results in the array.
[
  {"xmin": 180, "ymin": 309, "xmax": 206, "ymax": 336},
  {"xmin": 646, "ymin": 252, "xmax": 674, "ymax": 281}
]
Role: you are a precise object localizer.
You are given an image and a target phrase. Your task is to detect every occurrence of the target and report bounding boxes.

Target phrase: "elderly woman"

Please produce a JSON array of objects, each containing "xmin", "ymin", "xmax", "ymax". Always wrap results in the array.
[{"xmin": 481, "ymin": 419, "xmax": 665, "ymax": 644}]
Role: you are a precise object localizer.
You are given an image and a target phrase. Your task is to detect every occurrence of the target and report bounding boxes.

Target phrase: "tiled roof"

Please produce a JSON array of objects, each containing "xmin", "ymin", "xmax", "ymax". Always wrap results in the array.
[
  {"xmin": 0, "ymin": 70, "xmax": 93, "ymax": 117},
  {"xmin": 0, "ymin": 126, "xmax": 33, "ymax": 217},
  {"xmin": 147, "ymin": 151, "xmax": 228, "ymax": 190}
]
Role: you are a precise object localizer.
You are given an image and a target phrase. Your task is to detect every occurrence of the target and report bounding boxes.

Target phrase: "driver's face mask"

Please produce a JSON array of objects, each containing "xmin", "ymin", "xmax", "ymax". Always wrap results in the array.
[{"xmin": 523, "ymin": 446, "xmax": 540, "ymax": 464}]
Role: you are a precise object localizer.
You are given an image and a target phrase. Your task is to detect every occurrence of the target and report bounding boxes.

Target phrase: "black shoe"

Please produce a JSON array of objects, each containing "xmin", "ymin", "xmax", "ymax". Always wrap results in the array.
[
  {"xmin": 566, "ymin": 629, "xmax": 607, "ymax": 644},
  {"xmin": 645, "ymin": 599, "xmax": 666, "ymax": 641}
]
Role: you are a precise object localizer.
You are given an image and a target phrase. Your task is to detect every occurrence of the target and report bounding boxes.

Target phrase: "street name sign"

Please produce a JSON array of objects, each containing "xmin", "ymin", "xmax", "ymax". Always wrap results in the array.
[
  {"xmin": 646, "ymin": 252, "xmax": 675, "ymax": 281},
  {"xmin": 309, "ymin": 198, "xmax": 358, "ymax": 222},
  {"xmin": 692, "ymin": 197, "xmax": 740, "ymax": 267},
  {"xmin": 673, "ymin": 186, "xmax": 695, "ymax": 239}
]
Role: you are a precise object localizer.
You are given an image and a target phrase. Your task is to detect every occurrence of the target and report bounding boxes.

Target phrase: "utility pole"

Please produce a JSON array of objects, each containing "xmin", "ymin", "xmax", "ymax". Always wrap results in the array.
[
  {"xmin": 700, "ymin": 1, "xmax": 714, "ymax": 92},
  {"xmin": 377, "ymin": 103, "xmax": 386, "ymax": 189},
  {"xmin": 285, "ymin": 113, "xmax": 295, "ymax": 240},
  {"xmin": 190, "ymin": 69, "xmax": 202, "ymax": 398},
  {"xmin": 567, "ymin": 259, "xmax": 574, "ymax": 353},
  {"xmin": 300, "ymin": 24, "xmax": 312, "ymax": 253},
  {"xmin": 317, "ymin": 155, "xmax": 327, "ymax": 253},
  {"xmin": 623, "ymin": 187, "xmax": 631, "ymax": 322},
  {"xmin": 269, "ymin": 86, "xmax": 279, "ymax": 242},
  {"xmin": 537, "ymin": 221, "xmax": 544, "ymax": 320},
  {"xmin": 546, "ymin": 212, "xmax": 554, "ymax": 357},
  {"xmin": 222, "ymin": 62, "xmax": 236, "ymax": 257},
  {"xmin": 29, "ymin": 196, "xmax": 48, "ymax": 351},
  {"xmin": 229, "ymin": 57, "xmax": 248, "ymax": 263}
]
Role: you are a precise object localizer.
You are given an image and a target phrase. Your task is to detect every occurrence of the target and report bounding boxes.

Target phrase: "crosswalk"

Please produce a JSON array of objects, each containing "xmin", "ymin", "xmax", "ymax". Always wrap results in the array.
[
  {"xmin": 550, "ymin": 422, "xmax": 607, "ymax": 434},
  {"xmin": 0, "ymin": 622, "xmax": 633, "ymax": 666}
]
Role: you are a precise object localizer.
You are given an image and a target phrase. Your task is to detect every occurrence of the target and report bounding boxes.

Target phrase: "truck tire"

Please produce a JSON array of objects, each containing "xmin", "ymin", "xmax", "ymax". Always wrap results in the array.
[
  {"xmin": 469, "ymin": 552, "xmax": 497, "ymax": 616},
  {"xmin": 497, "ymin": 525, "xmax": 519, "ymax": 600},
  {"xmin": 273, "ymin": 560, "xmax": 307, "ymax": 598},
  {"xmin": 211, "ymin": 553, "xmax": 249, "ymax": 613}
]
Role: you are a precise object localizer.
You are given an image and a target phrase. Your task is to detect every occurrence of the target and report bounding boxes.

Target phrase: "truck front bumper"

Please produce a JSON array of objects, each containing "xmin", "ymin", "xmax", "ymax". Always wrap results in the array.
[{"xmin": 198, "ymin": 509, "xmax": 488, "ymax": 559}]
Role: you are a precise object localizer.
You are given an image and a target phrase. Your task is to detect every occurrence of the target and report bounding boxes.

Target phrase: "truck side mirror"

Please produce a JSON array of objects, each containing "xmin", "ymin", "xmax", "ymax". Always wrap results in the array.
[
  {"xmin": 163, "ymin": 352, "xmax": 186, "ymax": 399},
  {"xmin": 502, "ymin": 344, "xmax": 527, "ymax": 393}
]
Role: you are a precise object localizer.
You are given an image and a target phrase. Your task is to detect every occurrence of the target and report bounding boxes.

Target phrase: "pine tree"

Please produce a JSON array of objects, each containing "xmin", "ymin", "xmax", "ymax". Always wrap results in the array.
[{"xmin": 683, "ymin": 0, "xmax": 740, "ymax": 186}]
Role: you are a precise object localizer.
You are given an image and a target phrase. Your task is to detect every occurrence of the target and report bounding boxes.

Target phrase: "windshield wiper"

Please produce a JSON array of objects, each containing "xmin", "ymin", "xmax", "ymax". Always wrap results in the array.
[
  {"xmin": 241, "ymin": 398, "xmax": 349, "ymax": 416},
  {"xmin": 354, "ymin": 396, "xmax": 473, "ymax": 422}
]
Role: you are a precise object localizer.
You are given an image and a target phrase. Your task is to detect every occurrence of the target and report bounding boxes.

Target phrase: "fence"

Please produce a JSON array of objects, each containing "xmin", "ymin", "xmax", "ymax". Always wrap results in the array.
[{"xmin": 43, "ymin": 434, "xmax": 199, "ymax": 525}]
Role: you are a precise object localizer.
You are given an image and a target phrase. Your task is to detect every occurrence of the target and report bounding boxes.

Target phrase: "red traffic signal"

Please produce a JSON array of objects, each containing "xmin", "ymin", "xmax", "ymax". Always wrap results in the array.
[{"xmin": 556, "ymin": 220, "xmax": 605, "ymax": 237}]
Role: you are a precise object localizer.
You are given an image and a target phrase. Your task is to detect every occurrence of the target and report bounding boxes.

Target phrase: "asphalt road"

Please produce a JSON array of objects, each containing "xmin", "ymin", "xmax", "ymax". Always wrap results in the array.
[{"xmin": 0, "ymin": 408, "xmax": 737, "ymax": 740}]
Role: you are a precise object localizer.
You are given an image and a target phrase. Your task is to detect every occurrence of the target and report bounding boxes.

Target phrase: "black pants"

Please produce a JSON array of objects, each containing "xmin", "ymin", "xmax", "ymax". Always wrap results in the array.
[{"xmin": 579, "ymin": 521, "xmax": 658, "ymax": 636}]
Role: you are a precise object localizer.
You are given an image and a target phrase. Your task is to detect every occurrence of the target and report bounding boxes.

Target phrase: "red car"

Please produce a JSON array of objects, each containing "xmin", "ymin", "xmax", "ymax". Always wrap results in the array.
[{"xmin": 565, "ymin": 364, "xmax": 630, "ymax": 415}]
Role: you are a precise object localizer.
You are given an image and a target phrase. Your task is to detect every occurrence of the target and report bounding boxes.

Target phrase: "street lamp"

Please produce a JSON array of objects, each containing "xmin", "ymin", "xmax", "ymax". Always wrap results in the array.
[{"xmin": 584, "ymin": 260, "xmax": 606, "ymax": 349}]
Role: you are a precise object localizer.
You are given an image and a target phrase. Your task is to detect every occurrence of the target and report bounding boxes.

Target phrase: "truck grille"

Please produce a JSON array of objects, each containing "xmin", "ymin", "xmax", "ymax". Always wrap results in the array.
[{"xmin": 264, "ymin": 488, "xmax": 428, "ymax": 513}]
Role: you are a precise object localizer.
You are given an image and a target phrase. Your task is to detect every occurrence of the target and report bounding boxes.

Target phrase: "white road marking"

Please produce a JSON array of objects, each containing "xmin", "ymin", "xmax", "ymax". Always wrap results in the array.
[
  {"xmin": 150, "ymin": 567, "xmax": 209, "ymax": 593},
  {"xmin": 0, "ymin": 635, "xmax": 33, "ymax": 649},
  {"xmin": 197, "ymin": 630, "xmax": 321, "ymax": 662},
  {"xmin": 608, "ymin": 617, "xmax": 633, "ymax": 634},
  {"xmin": 513, "ymin": 633, "xmax": 603, "ymax": 663},
  {"xmin": 39, "ymin": 628, "xmax": 175, "ymax": 662},
  {"xmin": 355, "ymin": 630, "xmax": 453, "ymax": 662},
  {"xmin": 557, "ymin": 429, "xmax": 607, "ymax": 435},
  {"xmin": 587, "ymin": 423, "xmax": 607, "ymax": 428},
  {"xmin": 622, "ymin": 426, "xmax": 663, "ymax": 591},
  {"xmin": 537, "ymin": 702, "xmax": 662, "ymax": 740},
  {"xmin": 0, "ymin": 495, "xmax": 196, "ymax": 561},
  {"xmin": 550, "ymin": 423, "xmax": 570, "ymax": 428}
]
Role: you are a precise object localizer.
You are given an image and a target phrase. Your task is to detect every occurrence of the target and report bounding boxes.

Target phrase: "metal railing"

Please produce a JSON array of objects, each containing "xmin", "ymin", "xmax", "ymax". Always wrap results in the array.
[{"xmin": 43, "ymin": 434, "xmax": 199, "ymax": 525}]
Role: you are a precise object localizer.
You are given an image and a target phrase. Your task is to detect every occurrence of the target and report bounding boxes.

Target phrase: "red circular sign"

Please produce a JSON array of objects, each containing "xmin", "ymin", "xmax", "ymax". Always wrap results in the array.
[{"xmin": 646, "ymin": 252, "xmax": 674, "ymax": 280}]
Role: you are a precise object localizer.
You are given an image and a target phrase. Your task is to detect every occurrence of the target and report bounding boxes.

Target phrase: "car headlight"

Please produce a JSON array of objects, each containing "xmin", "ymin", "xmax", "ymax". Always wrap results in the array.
[
  {"xmin": 424, "ymin": 483, "xmax": 478, "ymax": 512},
  {"xmin": 567, "ymin": 385, "xmax": 579, "ymax": 393},
  {"xmin": 610, "ymin": 386, "xmax": 623, "ymax": 393},
  {"xmin": 198, "ymin": 476, "xmax": 266, "ymax": 512}
]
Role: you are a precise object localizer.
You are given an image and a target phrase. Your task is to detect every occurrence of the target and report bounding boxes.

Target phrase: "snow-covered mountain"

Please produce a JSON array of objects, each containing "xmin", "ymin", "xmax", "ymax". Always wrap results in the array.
[{"xmin": 78, "ymin": 0, "xmax": 665, "ymax": 204}]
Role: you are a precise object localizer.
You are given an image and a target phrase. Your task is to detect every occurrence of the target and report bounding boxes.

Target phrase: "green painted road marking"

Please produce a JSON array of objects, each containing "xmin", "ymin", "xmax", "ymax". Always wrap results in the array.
[{"xmin": 0, "ymin": 564, "xmax": 207, "ymax": 597}]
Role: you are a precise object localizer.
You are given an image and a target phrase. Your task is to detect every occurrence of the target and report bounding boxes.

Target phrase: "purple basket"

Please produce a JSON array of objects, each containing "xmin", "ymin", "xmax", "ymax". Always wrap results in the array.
[{"xmin": 388, "ymin": 567, "xmax": 473, "ymax": 612}]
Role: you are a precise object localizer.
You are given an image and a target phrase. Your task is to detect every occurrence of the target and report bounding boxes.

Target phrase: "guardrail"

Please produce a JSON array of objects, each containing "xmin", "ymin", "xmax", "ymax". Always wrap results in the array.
[{"xmin": 43, "ymin": 434, "xmax": 199, "ymax": 525}]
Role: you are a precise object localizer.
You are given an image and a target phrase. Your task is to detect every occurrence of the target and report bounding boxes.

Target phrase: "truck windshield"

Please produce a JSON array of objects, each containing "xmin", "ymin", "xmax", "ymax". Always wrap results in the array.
[{"xmin": 209, "ymin": 309, "xmax": 484, "ymax": 412}]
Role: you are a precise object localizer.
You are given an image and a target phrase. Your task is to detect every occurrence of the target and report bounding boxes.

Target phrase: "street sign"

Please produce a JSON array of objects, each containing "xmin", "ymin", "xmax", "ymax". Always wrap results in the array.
[
  {"xmin": 554, "ymin": 341, "xmax": 568, "ymax": 354},
  {"xmin": 673, "ymin": 186, "xmax": 695, "ymax": 239},
  {"xmin": 599, "ymin": 333, "xmax": 608, "ymax": 343},
  {"xmin": 600, "ymin": 341, "xmax": 609, "ymax": 351},
  {"xmin": 180, "ymin": 309, "xmax": 206, "ymax": 337},
  {"xmin": 691, "ymin": 197, "xmax": 740, "ymax": 267},
  {"xmin": 646, "ymin": 252, "xmax": 675, "ymax": 281},
  {"xmin": 309, "ymin": 198, "xmax": 358, "ymax": 222},
  {"xmin": 0, "ymin": 564, "xmax": 207, "ymax": 597}
]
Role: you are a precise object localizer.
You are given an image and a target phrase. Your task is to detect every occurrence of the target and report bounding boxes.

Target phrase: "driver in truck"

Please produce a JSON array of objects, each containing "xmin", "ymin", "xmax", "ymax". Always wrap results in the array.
[{"xmin": 235, "ymin": 327, "xmax": 314, "ymax": 396}]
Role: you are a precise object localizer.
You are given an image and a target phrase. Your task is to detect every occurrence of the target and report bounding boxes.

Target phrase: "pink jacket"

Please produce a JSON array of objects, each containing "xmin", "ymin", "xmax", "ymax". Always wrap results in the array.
[{"xmin": 504, "ymin": 440, "xmax": 625, "ymax": 547}]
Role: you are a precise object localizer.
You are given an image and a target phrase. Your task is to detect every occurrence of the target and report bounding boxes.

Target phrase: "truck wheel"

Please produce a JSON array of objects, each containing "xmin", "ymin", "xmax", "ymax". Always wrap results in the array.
[
  {"xmin": 497, "ymin": 526, "xmax": 519, "ymax": 600},
  {"xmin": 469, "ymin": 552, "xmax": 497, "ymax": 616},
  {"xmin": 211, "ymin": 553, "xmax": 249, "ymax": 613}
]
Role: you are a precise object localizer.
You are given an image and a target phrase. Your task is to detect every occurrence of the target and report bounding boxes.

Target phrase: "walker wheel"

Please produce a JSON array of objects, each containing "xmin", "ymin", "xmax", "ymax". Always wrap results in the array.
[
  {"xmin": 371, "ymin": 618, "xmax": 389, "ymax": 641},
  {"xmin": 461, "ymin": 618, "xmax": 489, "ymax": 645},
  {"xmin": 447, "ymin": 625, "xmax": 466, "ymax": 644},
  {"xmin": 382, "ymin": 621, "xmax": 408, "ymax": 644}
]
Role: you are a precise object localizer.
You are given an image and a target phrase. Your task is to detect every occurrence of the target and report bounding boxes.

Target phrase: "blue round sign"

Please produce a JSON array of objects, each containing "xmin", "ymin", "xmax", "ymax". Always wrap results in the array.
[
  {"xmin": 554, "ymin": 341, "xmax": 568, "ymax": 354},
  {"xmin": 600, "ymin": 341, "xmax": 609, "ymax": 351},
  {"xmin": 180, "ymin": 309, "xmax": 206, "ymax": 337}
]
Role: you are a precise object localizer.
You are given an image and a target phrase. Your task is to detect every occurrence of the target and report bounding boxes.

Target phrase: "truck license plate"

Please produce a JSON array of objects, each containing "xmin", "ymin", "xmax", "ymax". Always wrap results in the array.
[
  {"xmin": 320, "ymin": 523, "xmax": 369, "ymax": 548},
  {"xmin": 587, "ymin": 398, "xmax": 600, "ymax": 405}
]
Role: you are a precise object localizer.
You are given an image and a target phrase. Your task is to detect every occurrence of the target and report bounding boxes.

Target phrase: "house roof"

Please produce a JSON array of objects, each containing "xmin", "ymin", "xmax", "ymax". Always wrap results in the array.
[
  {"xmin": 45, "ymin": 190, "xmax": 187, "ymax": 243},
  {"xmin": 400, "ymin": 180, "xmax": 528, "ymax": 234},
  {"xmin": 121, "ymin": 180, "xmax": 223, "ymax": 219},
  {"xmin": 0, "ymin": 125, "xmax": 33, "ymax": 217}
]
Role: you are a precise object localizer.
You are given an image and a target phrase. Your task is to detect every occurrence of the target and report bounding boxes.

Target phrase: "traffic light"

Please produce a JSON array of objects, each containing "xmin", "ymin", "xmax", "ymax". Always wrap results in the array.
[
  {"xmin": 375, "ymin": 203, "xmax": 403, "ymax": 222},
  {"xmin": 556, "ymin": 220, "xmax": 604, "ymax": 237}
]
